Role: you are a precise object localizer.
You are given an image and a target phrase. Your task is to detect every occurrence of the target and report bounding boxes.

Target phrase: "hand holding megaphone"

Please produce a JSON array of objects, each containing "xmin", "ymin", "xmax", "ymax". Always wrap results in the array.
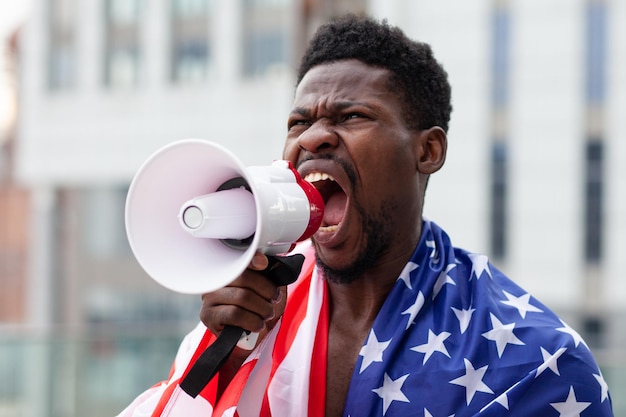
[
  {"xmin": 125, "ymin": 139, "xmax": 323, "ymax": 294},
  {"xmin": 125, "ymin": 139, "xmax": 323, "ymax": 364}
]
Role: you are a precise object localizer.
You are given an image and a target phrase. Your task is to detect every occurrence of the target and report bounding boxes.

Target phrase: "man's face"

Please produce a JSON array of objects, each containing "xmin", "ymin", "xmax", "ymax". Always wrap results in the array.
[{"xmin": 283, "ymin": 60, "xmax": 424, "ymax": 282}]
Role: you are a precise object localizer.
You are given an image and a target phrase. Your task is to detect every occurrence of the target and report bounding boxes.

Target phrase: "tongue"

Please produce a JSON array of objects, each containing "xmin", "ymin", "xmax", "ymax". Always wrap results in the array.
[{"xmin": 323, "ymin": 191, "xmax": 347, "ymax": 226}]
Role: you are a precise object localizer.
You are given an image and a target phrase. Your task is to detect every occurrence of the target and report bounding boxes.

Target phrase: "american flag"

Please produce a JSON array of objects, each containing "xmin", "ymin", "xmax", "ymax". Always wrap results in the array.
[{"xmin": 118, "ymin": 220, "xmax": 614, "ymax": 417}]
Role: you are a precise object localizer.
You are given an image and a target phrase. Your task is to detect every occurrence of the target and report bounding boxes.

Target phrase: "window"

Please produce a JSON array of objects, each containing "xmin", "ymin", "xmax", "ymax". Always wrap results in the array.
[
  {"xmin": 47, "ymin": 0, "xmax": 75, "ymax": 90},
  {"xmin": 242, "ymin": 0, "xmax": 290, "ymax": 78},
  {"xmin": 491, "ymin": 4, "xmax": 510, "ymax": 108},
  {"xmin": 583, "ymin": 0, "xmax": 607, "ymax": 263},
  {"xmin": 489, "ymin": 1, "xmax": 510, "ymax": 260},
  {"xmin": 170, "ymin": 0, "xmax": 213, "ymax": 82},
  {"xmin": 83, "ymin": 187, "xmax": 130, "ymax": 259},
  {"xmin": 104, "ymin": 0, "xmax": 141, "ymax": 88},
  {"xmin": 584, "ymin": 140, "xmax": 604, "ymax": 263},
  {"xmin": 585, "ymin": 0, "xmax": 607, "ymax": 104},
  {"xmin": 490, "ymin": 142, "xmax": 508, "ymax": 259}
]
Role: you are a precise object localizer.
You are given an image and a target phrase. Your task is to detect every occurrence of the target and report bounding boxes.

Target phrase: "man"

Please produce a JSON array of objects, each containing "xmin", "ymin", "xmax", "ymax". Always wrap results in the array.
[{"xmin": 119, "ymin": 15, "xmax": 613, "ymax": 417}]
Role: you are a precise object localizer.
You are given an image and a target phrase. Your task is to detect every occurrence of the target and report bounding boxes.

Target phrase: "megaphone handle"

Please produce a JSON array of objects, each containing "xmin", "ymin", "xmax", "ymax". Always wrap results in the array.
[
  {"xmin": 234, "ymin": 253, "xmax": 305, "ymax": 349},
  {"xmin": 179, "ymin": 253, "xmax": 306, "ymax": 398},
  {"xmin": 262, "ymin": 253, "xmax": 306, "ymax": 286}
]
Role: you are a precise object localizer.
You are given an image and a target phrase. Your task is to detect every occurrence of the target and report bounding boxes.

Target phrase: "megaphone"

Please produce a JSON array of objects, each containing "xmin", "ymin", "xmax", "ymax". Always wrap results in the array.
[{"xmin": 125, "ymin": 139, "xmax": 324, "ymax": 295}]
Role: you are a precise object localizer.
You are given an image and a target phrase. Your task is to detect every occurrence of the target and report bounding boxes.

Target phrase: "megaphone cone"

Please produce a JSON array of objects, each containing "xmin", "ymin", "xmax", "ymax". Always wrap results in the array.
[{"xmin": 125, "ymin": 139, "xmax": 323, "ymax": 294}]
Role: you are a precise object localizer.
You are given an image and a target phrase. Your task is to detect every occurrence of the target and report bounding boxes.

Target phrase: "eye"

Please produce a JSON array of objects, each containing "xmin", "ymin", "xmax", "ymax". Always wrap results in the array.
[
  {"xmin": 341, "ymin": 112, "xmax": 368, "ymax": 122},
  {"xmin": 288, "ymin": 118, "xmax": 310, "ymax": 131}
]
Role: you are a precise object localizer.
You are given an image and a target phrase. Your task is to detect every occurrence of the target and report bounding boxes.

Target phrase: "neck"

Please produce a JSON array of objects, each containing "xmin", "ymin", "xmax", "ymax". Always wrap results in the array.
[
  {"xmin": 321, "ymin": 216, "xmax": 423, "ymax": 325},
  {"xmin": 325, "ymin": 237, "xmax": 419, "ymax": 327}
]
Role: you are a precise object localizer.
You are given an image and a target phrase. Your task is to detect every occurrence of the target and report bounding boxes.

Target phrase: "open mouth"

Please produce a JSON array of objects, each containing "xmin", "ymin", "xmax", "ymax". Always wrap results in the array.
[{"xmin": 304, "ymin": 172, "xmax": 347, "ymax": 233}]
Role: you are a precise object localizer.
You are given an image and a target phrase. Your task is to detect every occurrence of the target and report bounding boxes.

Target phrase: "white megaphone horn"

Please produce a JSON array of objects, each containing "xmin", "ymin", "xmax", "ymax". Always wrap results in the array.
[{"xmin": 125, "ymin": 139, "xmax": 324, "ymax": 295}]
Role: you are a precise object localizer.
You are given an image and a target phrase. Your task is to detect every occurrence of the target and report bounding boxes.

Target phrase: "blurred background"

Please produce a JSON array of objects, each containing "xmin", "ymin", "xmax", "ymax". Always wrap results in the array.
[{"xmin": 0, "ymin": 0, "xmax": 624, "ymax": 415}]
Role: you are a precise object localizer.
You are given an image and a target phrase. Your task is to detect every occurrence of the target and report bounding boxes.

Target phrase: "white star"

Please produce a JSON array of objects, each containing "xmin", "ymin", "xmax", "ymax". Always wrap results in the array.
[
  {"xmin": 397, "ymin": 262, "xmax": 418, "ymax": 289},
  {"xmin": 494, "ymin": 392, "xmax": 509, "ymax": 409},
  {"xmin": 402, "ymin": 291, "xmax": 425, "ymax": 330},
  {"xmin": 433, "ymin": 263, "xmax": 456, "ymax": 299},
  {"xmin": 481, "ymin": 313, "xmax": 525, "ymax": 357},
  {"xmin": 501, "ymin": 291, "xmax": 543, "ymax": 318},
  {"xmin": 452, "ymin": 306, "xmax": 475, "ymax": 334},
  {"xmin": 550, "ymin": 386, "xmax": 591, "ymax": 416},
  {"xmin": 450, "ymin": 358, "xmax": 494, "ymax": 405},
  {"xmin": 359, "ymin": 329, "xmax": 391, "ymax": 373},
  {"xmin": 468, "ymin": 253, "xmax": 492, "ymax": 279},
  {"xmin": 536, "ymin": 347, "xmax": 567, "ymax": 377},
  {"xmin": 480, "ymin": 381, "xmax": 521, "ymax": 412},
  {"xmin": 426, "ymin": 239, "xmax": 436, "ymax": 258},
  {"xmin": 480, "ymin": 393, "xmax": 509, "ymax": 412},
  {"xmin": 410, "ymin": 329, "xmax": 451, "ymax": 364},
  {"xmin": 424, "ymin": 409, "xmax": 433, "ymax": 417},
  {"xmin": 372, "ymin": 373, "xmax": 410, "ymax": 415},
  {"xmin": 556, "ymin": 320, "xmax": 587, "ymax": 348},
  {"xmin": 594, "ymin": 372, "xmax": 610, "ymax": 402}
]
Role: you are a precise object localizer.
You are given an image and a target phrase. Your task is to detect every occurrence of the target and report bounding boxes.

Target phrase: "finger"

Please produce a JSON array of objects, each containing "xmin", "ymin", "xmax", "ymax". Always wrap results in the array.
[
  {"xmin": 249, "ymin": 252, "xmax": 269, "ymax": 271},
  {"xmin": 228, "ymin": 271, "xmax": 280, "ymax": 303},
  {"xmin": 200, "ymin": 286, "xmax": 275, "ymax": 332},
  {"xmin": 200, "ymin": 302, "xmax": 271, "ymax": 334},
  {"xmin": 220, "ymin": 285, "xmax": 276, "ymax": 320},
  {"xmin": 264, "ymin": 286, "xmax": 287, "ymax": 330}
]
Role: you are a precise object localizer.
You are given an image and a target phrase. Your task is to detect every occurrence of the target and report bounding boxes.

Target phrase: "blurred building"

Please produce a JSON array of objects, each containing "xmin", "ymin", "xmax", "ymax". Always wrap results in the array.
[
  {"xmin": 2, "ymin": 0, "xmax": 625, "ymax": 415},
  {"xmin": 1, "ymin": 28, "xmax": 29, "ymax": 332}
]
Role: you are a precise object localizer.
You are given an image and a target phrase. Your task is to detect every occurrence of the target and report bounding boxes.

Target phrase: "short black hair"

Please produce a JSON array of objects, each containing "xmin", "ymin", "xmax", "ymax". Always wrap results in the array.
[{"xmin": 297, "ymin": 14, "xmax": 452, "ymax": 132}]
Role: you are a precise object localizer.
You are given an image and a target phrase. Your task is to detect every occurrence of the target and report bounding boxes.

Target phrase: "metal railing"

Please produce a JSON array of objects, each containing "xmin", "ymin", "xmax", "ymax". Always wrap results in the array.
[
  {"xmin": 0, "ymin": 326, "xmax": 188, "ymax": 417},
  {"xmin": 0, "ymin": 329, "xmax": 624, "ymax": 417}
]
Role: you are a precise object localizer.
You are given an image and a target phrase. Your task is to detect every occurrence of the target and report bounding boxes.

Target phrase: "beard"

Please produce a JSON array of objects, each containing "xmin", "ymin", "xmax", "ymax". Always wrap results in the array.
[
  {"xmin": 315, "ymin": 200, "xmax": 396, "ymax": 285},
  {"xmin": 304, "ymin": 153, "xmax": 399, "ymax": 284}
]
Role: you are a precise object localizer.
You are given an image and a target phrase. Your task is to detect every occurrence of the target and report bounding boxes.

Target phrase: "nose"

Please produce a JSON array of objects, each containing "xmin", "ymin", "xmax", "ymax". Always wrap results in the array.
[{"xmin": 298, "ymin": 119, "xmax": 339, "ymax": 153}]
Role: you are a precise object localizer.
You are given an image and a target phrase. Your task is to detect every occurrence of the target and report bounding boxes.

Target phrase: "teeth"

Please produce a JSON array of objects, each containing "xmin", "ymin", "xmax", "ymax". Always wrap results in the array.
[
  {"xmin": 304, "ymin": 172, "xmax": 340, "ymax": 234},
  {"xmin": 304, "ymin": 172, "xmax": 335, "ymax": 183}
]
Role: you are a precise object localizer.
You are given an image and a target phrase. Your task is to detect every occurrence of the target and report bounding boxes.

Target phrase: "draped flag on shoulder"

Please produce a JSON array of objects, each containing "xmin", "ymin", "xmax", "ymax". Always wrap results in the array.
[{"xmin": 118, "ymin": 220, "xmax": 614, "ymax": 417}]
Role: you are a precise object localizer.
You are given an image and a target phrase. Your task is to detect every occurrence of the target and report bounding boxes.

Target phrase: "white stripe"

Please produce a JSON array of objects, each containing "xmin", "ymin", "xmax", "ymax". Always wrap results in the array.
[
  {"xmin": 160, "ymin": 386, "xmax": 213, "ymax": 417},
  {"xmin": 236, "ymin": 322, "xmax": 280, "ymax": 417},
  {"xmin": 266, "ymin": 268, "xmax": 324, "ymax": 416}
]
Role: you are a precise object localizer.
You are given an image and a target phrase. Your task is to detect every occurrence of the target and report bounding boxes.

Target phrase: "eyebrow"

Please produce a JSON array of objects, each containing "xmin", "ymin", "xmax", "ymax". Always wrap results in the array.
[
  {"xmin": 289, "ymin": 100, "xmax": 375, "ymax": 117},
  {"xmin": 289, "ymin": 107, "xmax": 309, "ymax": 118}
]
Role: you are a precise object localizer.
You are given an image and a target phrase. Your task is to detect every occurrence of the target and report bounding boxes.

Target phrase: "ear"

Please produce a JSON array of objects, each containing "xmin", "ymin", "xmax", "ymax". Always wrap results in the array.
[{"xmin": 415, "ymin": 127, "xmax": 447, "ymax": 174}]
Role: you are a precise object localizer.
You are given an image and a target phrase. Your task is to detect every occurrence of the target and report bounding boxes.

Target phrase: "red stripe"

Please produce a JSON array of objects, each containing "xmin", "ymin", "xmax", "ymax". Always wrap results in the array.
[
  {"xmin": 151, "ymin": 378, "xmax": 180, "ymax": 417},
  {"xmin": 181, "ymin": 329, "xmax": 217, "ymax": 380},
  {"xmin": 260, "ymin": 261, "xmax": 316, "ymax": 417},
  {"xmin": 151, "ymin": 329, "xmax": 216, "ymax": 416},
  {"xmin": 213, "ymin": 358, "xmax": 258, "ymax": 415},
  {"xmin": 190, "ymin": 330, "xmax": 221, "ymax": 405},
  {"xmin": 308, "ymin": 280, "xmax": 328, "ymax": 417}
]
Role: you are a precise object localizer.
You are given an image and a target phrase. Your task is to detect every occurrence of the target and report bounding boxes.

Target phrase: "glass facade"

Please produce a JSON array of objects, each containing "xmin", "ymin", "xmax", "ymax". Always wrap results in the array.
[
  {"xmin": 490, "ymin": 142, "xmax": 508, "ymax": 259},
  {"xmin": 170, "ymin": 0, "xmax": 213, "ymax": 82},
  {"xmin": 585, "ymin": 0, "xmax": 607, "ymax": 104},
  {"xmin": 47, "ymin": 0, "xmax": 75, "ymax": 90},
  {"xmin": 104, "ymin": 0, "xmax": 141, "ymax": 88},
  {"xmin": 489, "ymin": 1, "xmax": 510, "ymax": 260},
  {"xmin": 584, "ymin": 140, "xmax": 604, "ymax": 262},
  {"xmin": 0, "ymin": 332, "xmax": 186, "ymax": 416},
  {"xmin": 583, "ymin": 0, "xmax": 607, "ymax": 263},
  {"xmin": 242, "ymin": 0, "xmax": 290, "ymax": 77}
]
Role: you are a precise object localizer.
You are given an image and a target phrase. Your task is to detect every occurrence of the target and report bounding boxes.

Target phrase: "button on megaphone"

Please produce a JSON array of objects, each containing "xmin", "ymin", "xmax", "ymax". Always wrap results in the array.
[{"xmin": 125, "ymin": 139, "xmax": 324, "ymax": 295}]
